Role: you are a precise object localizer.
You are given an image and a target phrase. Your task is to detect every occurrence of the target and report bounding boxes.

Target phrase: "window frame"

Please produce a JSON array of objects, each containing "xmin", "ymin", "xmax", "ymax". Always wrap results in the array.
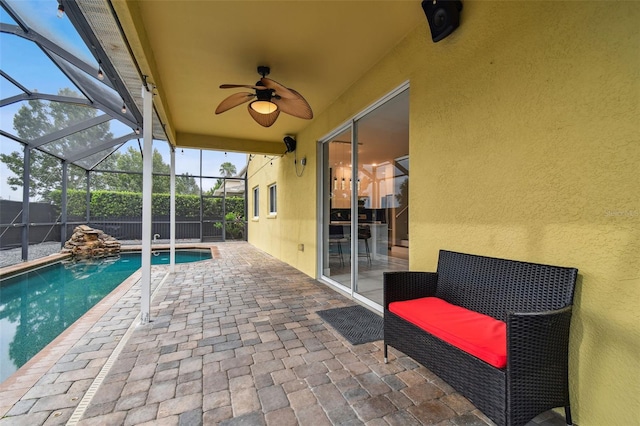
[
  {"xmin": 252, "ymin": 186, "xmax": 259, "ymax": 219},
  {"xmin": 268, "ymin": 183, "xmax": 277, "ymax": 216}
]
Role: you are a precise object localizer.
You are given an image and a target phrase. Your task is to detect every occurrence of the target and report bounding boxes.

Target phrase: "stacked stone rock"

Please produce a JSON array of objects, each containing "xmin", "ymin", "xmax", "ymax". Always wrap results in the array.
[{"xmin": 61, "ymin": 225, "xmax": 121, "ymax": 259}]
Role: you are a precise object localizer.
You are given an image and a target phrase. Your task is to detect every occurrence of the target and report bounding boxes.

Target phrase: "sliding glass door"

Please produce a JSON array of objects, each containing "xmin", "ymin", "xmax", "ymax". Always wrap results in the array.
[
  {"xmin": 320, "ymin": 127, "xmax": 353, "ymax": 292},
  {"xmin": 319, "ymin": 86, "xmax": 409, "ymax": 310}
]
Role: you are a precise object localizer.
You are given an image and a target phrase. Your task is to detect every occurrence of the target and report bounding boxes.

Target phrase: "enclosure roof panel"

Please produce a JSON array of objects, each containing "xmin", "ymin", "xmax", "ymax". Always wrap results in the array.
[{"xmin": 0, "ymin": 0, "xmax": 166, "ymax": 171}]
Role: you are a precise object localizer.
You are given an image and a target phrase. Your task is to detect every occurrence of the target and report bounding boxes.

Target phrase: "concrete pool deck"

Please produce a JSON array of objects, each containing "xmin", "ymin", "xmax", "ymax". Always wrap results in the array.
[{"xmin": 0, "ymin": 242, "xmax": 568, "ymax": 425}]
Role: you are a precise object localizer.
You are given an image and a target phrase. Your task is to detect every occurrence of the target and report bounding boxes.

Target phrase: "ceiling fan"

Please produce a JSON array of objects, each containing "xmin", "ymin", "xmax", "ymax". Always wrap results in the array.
[{"xmin": 215, "ymin": 66, "xmax": 313, "ymax": 127}]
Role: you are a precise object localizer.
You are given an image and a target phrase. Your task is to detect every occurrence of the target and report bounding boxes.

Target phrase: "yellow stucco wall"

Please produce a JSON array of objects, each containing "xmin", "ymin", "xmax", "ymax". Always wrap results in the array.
[
  {"xmin": 247, "ymin": 152, "xmax": 317, "ymax": 273},
  {"xmin": 248, "ymin": 2, "xmax": 639, "ymax": 424}
]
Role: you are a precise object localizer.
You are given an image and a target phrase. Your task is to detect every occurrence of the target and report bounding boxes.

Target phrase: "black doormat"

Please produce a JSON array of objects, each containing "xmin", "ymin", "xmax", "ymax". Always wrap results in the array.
[{"xmin": 317, "ymin": 305, "xmax": 383, "ymax": 345}]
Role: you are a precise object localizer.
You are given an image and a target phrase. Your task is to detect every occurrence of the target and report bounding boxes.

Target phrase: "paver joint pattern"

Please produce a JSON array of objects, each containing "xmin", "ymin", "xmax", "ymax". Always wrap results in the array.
[{"xmin": 0, "ymin": 242, "xmax": 568, "ymax": 426}]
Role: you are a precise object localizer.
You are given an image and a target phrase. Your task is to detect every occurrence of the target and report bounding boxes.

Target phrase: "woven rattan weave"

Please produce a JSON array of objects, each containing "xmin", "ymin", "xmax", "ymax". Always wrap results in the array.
[{"xmin": 383, "ymin": 250, "xmax": 578, "ymax": 426}]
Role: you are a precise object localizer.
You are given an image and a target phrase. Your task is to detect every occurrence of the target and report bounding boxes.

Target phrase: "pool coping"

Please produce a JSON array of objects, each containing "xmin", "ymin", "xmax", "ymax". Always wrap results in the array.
[
  {"xmin": 0, "ymin": 252, "xmax": 72, "ymax": 279},
  {"xmin": 0, "ymin": 243, "xmax": 217, "ymax": 279},
  {"xmin": 0, "ymin": 244, "xmax": 219, "ymax": 419},
  {"xmin": 0, "ymin": 268, "xmax": 142, "ymax": 418}
]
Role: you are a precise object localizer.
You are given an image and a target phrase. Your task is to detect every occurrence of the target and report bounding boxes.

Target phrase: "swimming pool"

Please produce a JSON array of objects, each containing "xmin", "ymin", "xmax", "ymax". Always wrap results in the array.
[{"xmin": 0, "ymin": 249, "xmax": 211, "ymax": 383}]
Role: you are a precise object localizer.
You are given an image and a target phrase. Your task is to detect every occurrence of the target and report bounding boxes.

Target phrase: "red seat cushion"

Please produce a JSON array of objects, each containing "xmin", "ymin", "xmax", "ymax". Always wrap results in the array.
[{"xmin": 388, "ymin": 297, "xmax": 507, "ymax": 368}]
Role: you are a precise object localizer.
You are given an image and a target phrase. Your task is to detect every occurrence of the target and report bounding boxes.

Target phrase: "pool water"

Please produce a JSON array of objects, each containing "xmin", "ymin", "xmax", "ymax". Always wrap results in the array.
[{"xmin": 0, "ymin": 250, "xmax": 211, "ymax": 383}]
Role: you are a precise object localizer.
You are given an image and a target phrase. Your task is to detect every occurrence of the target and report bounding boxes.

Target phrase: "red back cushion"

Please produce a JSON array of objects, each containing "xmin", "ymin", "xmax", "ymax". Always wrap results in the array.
[{"xmin": 388, "ymin": 297, "xmax": 506, "ymax": 368}]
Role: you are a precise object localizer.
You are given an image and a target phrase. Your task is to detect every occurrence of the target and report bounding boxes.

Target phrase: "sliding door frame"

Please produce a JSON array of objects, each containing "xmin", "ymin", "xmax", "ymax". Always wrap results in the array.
[{"xmin": 317, "ymin": 81, "xmax": 410, "ymax": 311}]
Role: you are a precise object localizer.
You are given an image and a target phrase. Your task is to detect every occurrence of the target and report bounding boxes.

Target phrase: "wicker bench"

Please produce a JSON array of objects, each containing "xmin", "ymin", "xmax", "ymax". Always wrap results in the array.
[{"xmin": 383, "ymin": 250, "xmax": 578, "ymax": 426}]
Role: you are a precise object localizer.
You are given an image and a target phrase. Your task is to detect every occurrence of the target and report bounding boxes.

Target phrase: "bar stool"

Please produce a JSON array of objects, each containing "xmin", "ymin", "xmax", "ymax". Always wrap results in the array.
[
  {"xmin": 329, "ymin": 225, "xmax": 347, "ymax": 266},
  {"xmin": 357, "ymin": 225, "xmax": 371, "ymax": 264}
]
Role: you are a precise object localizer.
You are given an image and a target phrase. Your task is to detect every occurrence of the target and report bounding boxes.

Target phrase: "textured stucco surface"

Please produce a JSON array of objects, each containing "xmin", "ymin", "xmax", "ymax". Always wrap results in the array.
[{"xmin": 248, "ymin": 2, "xmax": 640, "ymax": 425}]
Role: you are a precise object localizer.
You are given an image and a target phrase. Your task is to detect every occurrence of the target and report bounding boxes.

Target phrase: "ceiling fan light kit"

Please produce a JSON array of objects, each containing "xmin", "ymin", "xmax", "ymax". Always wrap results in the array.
[
  {"xmin": 248, "ymin": 104, "xmax": 280, "ymax": 127},
  {"xmin": 215, "ymin": 66, "xmax": 313, "ymax": 127},
  {"xmin": 250, "ymin": 100, "xmax": 277, "ymax": 114}
]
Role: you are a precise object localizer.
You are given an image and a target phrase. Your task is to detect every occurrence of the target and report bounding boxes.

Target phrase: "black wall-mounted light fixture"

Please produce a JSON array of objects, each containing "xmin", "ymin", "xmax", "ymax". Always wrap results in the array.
[{"xmin": 283, "ymin": 135, "xmax": 297, "ymax": 153}]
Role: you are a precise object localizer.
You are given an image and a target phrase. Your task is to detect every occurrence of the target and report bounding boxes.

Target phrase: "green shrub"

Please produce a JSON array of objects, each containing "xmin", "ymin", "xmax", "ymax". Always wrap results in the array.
[{"xmin": 47, "ymin": 189, "xmax": 244, "ymax": 222}]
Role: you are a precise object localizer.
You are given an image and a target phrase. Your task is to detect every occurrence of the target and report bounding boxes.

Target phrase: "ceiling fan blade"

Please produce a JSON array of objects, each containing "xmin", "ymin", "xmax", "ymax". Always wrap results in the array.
[
  {"xmin": 247, "ymin": 104, "xmax": 280, "ymax": 127},
  {"xmin": 261, "ymin": 78, "xmax": 313, "ymax": 118},
  {"xmin": 260, "ymin": 77, "xmax": 299, "ymax": 100},
  {"xmin": 273, "ymin": 95, "xmax": 313, "ymax": 120},
  {"xmin": 220, "ymin": 84, "xmax": 261, "ymax": 90},
  {"xmin": 215, "ymin": 92, "xmax": 255, "ymax": 114}
]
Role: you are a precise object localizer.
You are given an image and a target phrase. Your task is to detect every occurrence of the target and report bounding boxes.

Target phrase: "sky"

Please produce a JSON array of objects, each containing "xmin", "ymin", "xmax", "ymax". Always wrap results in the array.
[{"xmin": 0, "ymin": 0, "xmax": 247, "ymax": 201}]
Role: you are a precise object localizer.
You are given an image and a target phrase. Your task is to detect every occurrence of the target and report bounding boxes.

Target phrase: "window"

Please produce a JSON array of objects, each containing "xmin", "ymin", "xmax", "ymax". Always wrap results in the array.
[
  {"xmin": 252, "ymin": 186, "xmax": 259, "ymax": 218},
  {"xmin": 268, "ymin": 183, "xmax": 277, "ymax": 215}
]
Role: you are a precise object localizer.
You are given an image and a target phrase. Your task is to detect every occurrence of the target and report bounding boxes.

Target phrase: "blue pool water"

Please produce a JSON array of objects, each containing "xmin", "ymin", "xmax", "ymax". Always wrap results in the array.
[{"xmin": 0, "ymin": 250, "xmax": 211, "ymax": 383}]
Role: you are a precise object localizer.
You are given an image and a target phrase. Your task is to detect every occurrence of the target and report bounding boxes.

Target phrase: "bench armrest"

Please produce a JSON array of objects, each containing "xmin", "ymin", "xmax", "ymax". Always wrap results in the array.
[
  {"xmin": 383, "ymin": 271, "xmax": 438, "ymax": 309},
  {"xmin": 506, "ymin": 306, "xmax": 572, "ymax": 401}
]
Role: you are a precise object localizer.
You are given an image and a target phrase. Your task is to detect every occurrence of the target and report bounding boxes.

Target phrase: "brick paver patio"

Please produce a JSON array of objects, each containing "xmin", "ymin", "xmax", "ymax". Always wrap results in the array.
[{"xmin": 0, "ymin": 242, "xmax": 568, "ymax": 425}]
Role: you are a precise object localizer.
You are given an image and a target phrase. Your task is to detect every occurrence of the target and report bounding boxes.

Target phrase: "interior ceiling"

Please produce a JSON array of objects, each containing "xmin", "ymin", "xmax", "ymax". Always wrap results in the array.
[{"xmin": 90, "ymin": 0, "xmax": 424, "ymax": 154}]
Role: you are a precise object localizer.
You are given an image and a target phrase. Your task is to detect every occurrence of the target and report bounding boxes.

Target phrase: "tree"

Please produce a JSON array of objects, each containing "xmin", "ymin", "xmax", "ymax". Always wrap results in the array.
[
  {"xmin": 210, "ymin": 161, "xmax": 238, "ymax": 193},
  {"xmin": 396, "ymin": 178, "xmax": 408, "ymax": 210},
  {"xmin": 1, "ymin": 88, "xmax": 112, "ymax": 199},
  {"xmin": 219, "ymin": 162, "xmax": 237, "ymax": 177},
  {"xmin": 1, "ymin": 88, "xmax": 200, "ymax": 198},
  {"xmin": 93, "ymin": 146, "xmax": 199, "ymax": 194}
]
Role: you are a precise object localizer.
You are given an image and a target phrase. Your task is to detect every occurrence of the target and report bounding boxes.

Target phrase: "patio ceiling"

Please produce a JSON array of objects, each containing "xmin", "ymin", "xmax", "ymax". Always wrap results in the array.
[{"xmin": 74, "ymin": 0, "xmax": 425, "ymax": 154}]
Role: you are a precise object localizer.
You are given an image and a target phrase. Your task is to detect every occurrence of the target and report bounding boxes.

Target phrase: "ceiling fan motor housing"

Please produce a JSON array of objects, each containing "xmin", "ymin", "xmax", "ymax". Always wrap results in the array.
[{"xmin": 255, "ymin": 88, "xmax": 274, "ymax": 101}]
